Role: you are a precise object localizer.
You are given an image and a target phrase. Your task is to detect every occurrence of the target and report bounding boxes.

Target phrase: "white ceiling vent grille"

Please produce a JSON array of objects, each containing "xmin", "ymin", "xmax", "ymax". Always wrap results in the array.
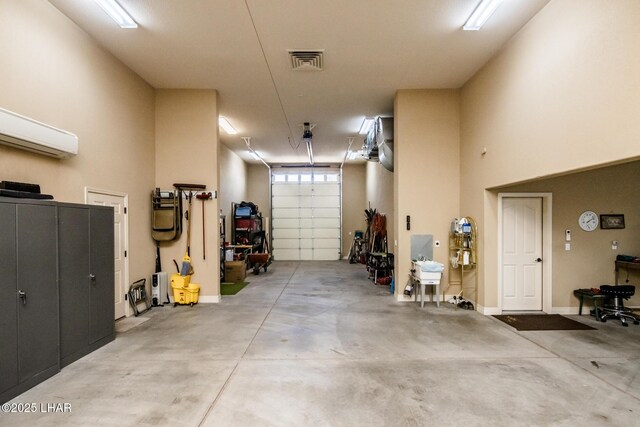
[{"xmin": 288, "ymin": 50, "xmax": 324, "ymax": 71}]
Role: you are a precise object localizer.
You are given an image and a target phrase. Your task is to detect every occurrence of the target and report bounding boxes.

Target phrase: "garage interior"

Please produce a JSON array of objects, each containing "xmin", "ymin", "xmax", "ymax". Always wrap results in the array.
[{"xmin": 1, "ymin": 0, "xmax": 639, "ymax": 425}]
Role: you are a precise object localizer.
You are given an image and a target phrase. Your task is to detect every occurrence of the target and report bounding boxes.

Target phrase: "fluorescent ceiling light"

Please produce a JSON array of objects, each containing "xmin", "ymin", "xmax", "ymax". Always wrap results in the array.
[
  {"xmin": 242, "ymin": 136, "xmax": 269, "ymax": 167},
  {"xmin": 305, "ymin": 139, "xmax": 314, "ymax": 165},
  {"xmin": 347, "ymin": 150, "xmax": 362, "ymax": 160},
  {"xmin": 95, "ymin": 0, "xmax": 138, "ymax": 29},
  {"xmin": 358, "ymin": 117, "xmax": 375, "ymax": 135},
  {"xmin": 219, "ymin": 117, "xmax": 237, "ymax": 135},
  {"xmin": 463, "ymin": 0, "xmax": 503, "ymax": 31}
]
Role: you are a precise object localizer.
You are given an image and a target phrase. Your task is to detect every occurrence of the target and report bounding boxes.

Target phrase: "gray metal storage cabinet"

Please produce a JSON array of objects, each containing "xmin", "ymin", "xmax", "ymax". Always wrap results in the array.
[
  {"xmin": 0, "ymin": 199, "xmax": 59, "ymax": 403},
  {"xmin": 59, "ymin": 204, "xmax": 115, "ymax": 368},
  {"xmin": 0, "ymin": 198, "xmax": 115, "ymax": 403}
]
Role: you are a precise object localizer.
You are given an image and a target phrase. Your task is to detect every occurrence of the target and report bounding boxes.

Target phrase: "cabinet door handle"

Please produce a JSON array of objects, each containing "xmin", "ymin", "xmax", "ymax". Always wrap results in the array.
[
  {"xmin": 18, "ymin": 290, "xmax": 27, "ymax": 305},
  {"xmin": 535, "ymin": 258, "xmax": 542, "ymax": 263},
  {"xmin": 89, "ymin": 274, "xmax": 96, "ymax": 283}
]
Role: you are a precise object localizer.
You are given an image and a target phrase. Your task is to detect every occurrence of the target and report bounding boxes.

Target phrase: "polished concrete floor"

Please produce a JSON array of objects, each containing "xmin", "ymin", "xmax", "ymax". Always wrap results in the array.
[{"xmin": 2, "ymin": 261, "xmax": 639, "ymax": 426}]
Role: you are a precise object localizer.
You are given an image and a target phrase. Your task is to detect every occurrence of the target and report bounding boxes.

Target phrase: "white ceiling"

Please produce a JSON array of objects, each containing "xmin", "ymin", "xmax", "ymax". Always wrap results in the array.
[{"xmin": 48, "ymin": 0, "xmax": 550, "ymax": 165}]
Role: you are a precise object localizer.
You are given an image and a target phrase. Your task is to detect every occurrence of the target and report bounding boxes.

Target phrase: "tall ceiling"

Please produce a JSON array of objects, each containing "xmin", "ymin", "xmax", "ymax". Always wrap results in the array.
[{"xmin": 49, "ymin": 0, "xmax": 550, "ymax": 165}]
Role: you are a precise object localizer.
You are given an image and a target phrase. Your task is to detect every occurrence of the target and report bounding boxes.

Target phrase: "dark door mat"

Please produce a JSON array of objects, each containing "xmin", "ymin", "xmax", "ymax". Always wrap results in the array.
[
  {"xmin": 221, "ymin": 281, "xmax": 248, "ymax": 295},
  {"xmin": 493, "ymin": 314, "xmax": 596, "ymax": 331}
]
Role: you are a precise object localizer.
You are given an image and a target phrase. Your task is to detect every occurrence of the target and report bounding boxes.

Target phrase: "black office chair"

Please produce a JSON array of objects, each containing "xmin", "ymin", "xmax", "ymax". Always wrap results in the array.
[{"xmin": 598, "ymin": 285, "xmax": 640, "ymax": 327}]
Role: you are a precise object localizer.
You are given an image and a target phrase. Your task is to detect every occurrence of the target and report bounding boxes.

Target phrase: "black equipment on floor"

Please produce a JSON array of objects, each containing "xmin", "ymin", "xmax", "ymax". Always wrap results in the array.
[
  {"xmin": 598, "ymin": 285, "xmax": 640, "ymax": 326},
  {"xmin": 128, "ymin": 278, "xmax": 151, "ymax": 317}
]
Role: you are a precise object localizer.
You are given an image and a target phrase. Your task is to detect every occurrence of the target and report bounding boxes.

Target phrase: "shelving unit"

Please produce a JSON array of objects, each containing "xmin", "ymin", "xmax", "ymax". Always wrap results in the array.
[
  {"xmin": 231, "ymin": 202, "xmax": 264, "ymax": 253},
  {"xmin": 443, "ymin": 216, "xmax": 478, "ymax": 302}
]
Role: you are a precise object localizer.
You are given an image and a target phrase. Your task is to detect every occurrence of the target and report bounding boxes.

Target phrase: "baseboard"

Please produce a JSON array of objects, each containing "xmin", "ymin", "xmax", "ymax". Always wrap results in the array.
[
  {"xmin": 395, "ymin": 293, "xmax": 462, "ymax": 304},
  {"xmin": 395, "ymin": 294, "xmax": 449, "ymax": 303},
  {"xmin": 478, "ymin": 305, "xmax": 501, "ymax": 315},
  {"xmin": 478, "ymin": 306, "xmax": 586, "ymax": 315},
  {"xmin": 396, "ymin": 293, "xmax": 414, "ymax": 302},
  {"xmin": 197, "ymin": 295, "xmax": 220, "ymax": 303},
  {"xmin": 550, "ymin": 307, "xmax": 580, "ymax": 315},
  {"xmin": 169, "ymin": 295, "xmax": 220, "ymax": 303}
]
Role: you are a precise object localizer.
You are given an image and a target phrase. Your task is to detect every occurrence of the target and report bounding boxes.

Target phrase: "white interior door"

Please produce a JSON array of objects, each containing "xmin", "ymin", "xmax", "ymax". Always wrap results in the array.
[
  {"xmin": 272, "ymin": 170, "xmax": 341, "ymax": 260},
  {"xmin": 502, "ymin": 198, "xmax": 543, "ymax": 311},
  {"xmin": 86, "ymin": 189, "xmax": 128, "ymax": 319}
]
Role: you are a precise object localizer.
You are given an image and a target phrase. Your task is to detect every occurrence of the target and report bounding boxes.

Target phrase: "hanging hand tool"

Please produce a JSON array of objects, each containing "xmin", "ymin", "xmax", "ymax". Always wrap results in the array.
[
  {"xmin": 195, "ymin": 192, "xmax": 213, "ymax": 259},
  {"xmin": 155, "ymin": 242, "xmax": 162, "ymax": 273},
  {"xmin": 181, "ymin": 191, "xmax": 194, "ymax": 276},
  {"xmin": 186, "ymin": 191, "xmax": 193, "ymax": 256},
  {"xmin": 172, "ymin": 184, "xmax": 206, "ymax": 274}
]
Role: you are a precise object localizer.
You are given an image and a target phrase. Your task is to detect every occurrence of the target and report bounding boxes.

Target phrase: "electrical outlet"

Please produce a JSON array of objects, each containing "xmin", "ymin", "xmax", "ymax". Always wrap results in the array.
[{"xmin": 565, "ymin": 243, "xmax": 571, "ymax": 251}]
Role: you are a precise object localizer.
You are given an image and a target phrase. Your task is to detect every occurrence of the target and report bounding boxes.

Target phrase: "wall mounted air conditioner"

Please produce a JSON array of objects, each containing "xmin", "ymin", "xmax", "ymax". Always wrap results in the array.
[{"xmin": 0, "ymin": 107, "xmax": 78, "ymax": 159}]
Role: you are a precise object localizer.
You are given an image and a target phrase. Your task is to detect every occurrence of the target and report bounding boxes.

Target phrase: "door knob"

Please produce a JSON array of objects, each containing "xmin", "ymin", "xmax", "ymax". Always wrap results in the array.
[
  {"xmin": 535, "ymin": 258, "xmax": 542, "ymax": 263},
  {"xmin": 18, "ymin": 290, "xmax": 27, "ymax": 305}
]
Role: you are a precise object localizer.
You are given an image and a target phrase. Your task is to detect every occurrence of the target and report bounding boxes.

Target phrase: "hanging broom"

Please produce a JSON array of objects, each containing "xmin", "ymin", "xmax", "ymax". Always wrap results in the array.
[{"xmin": 180, "ymin": 192, "xmax": 194, "ymax": 276}]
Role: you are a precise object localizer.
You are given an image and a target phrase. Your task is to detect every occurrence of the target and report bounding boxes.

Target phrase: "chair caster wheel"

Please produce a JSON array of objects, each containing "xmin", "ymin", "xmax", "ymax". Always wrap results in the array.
[
  {"xmin": 600, "ymin": 319, "xmax": 606, "ymax": 323},
  {"xmin": 190, "ymin": 303, "xmax": 194, "ymax": 307},
  {"xmin": 622, "ymin": 322, "xmax": 628, "ymax": 327},
  {"xmin": 634, "ymin": 321, "xmax": 639, "ymax": 325}
]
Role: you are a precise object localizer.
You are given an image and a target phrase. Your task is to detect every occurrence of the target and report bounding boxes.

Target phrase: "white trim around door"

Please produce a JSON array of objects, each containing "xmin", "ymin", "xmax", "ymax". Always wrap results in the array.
[
  {"xmin": 85, "ymin": 187, "xmax": 130, "ymax": 318},
  {"xmin": 497, "ymin": 193, "xmax": 552, "ymax": 314}
]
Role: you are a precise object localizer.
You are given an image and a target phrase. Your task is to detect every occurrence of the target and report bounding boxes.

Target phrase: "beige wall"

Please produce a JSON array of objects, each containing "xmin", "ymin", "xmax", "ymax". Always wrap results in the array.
[
  {"xmin": 0, "ymin": 0, "xmax": 156, "ymax": 293},
  {"xmin": 219, "ymin": 145, "xmax": 248, "ymax": 240},
  {"xmin": 460, "ymin": 0, "xmax": 640, "ymax": 310},
  {"xmin": 155, "ymin": 90, "xmax": 220, "ymax": 298},
  {"xmin": 366, "ymin": 161, "xmax": 394, "ymax": 250},
  {"xmin": 342, "ymin": 164, "xmax": 367, "ymax": 257},
  {"xmin": 246, "ymin": 163, "xmax": 270, "ymax": 227},
  {"xmin": 500, "ymin": 161, "xmax": 640, "ymax": 308},
  {"xmin": 394, "ymin": 90, "xmax": 461, "ymax": 299}
]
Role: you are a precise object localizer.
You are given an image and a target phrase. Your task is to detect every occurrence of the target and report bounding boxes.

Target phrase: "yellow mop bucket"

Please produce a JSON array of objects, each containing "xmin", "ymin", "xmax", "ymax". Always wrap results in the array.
[{"xmin": 170, "ymin": 273, "xmax": 200, "ymax": 306}]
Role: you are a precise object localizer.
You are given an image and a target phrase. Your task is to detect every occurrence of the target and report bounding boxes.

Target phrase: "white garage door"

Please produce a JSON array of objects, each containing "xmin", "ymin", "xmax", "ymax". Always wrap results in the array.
[{"xmin": 272, "ymin": 169, "xmax": 341, "ymax": 260}]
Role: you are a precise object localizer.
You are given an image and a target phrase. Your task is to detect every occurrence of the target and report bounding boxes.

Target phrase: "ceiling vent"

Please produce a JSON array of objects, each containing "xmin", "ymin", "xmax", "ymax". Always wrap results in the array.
[{"xmin": 288, "ymin": 50, "xmax": 324, "ymax": 71}]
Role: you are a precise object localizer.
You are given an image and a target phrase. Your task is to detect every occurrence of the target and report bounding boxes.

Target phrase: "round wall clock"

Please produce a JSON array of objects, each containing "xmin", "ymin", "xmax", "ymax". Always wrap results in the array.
[{"xmin": 578, "ymin": 211, "xmax": 599, "ymax": 231}]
